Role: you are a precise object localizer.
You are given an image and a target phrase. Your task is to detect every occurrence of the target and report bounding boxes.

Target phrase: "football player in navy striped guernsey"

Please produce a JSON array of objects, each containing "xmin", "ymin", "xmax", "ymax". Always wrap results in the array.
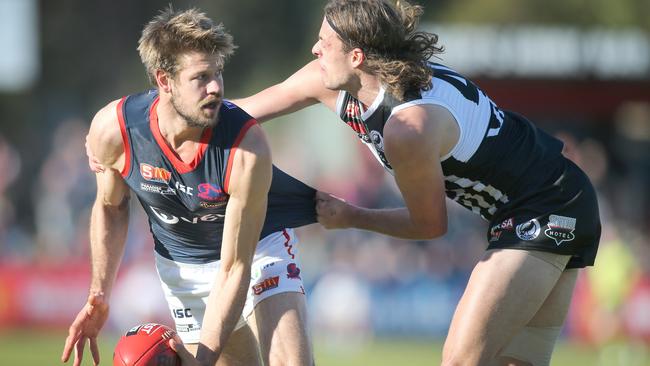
[
  {"xmin": 62, "ymin": 9, "xmax": 315, "ymax": 366},
  {"xmin": 235, "ymin": 1, "xmax": 601, "ymax": 365}
]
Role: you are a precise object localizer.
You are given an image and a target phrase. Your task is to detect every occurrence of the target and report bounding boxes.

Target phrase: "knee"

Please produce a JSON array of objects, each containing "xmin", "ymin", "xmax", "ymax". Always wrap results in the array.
[
  {"xmin": 442, "ymin": 342, "xmax": 493, "ymax": 366},
  {"xmin": 267, "ymin": 348, "xmax": 313, "ymax": 366},
  {"xmin": 441, "ymin": 353, "xmax": 480, "ymax": 366},
  {"xmin": 498, "ymin": 356, "xmax": 533, "ymax": 366}
]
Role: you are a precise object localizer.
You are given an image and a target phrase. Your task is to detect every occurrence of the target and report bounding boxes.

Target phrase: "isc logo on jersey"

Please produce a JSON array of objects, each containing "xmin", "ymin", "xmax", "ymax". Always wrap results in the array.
[{"xmin": 140, "ymin": 163, "xmax": 171, "ymax": 183}]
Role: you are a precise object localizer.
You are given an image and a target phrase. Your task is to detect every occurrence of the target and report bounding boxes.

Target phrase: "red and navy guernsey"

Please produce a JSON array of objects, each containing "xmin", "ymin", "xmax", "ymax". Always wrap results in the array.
[{"xmin": 117, "ymin": 90, "xmax": 316, "ymax": 264}]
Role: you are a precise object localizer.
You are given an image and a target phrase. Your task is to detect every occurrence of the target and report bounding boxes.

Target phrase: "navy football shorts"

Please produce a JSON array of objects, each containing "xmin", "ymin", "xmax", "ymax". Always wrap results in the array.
[{"xmin": 486, "ymin": 159, "xmax": 601, "ymax": 269}]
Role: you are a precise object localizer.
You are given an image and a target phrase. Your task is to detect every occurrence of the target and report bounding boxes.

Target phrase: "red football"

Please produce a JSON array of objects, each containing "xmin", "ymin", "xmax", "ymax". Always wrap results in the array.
[{"xmin": 113, "ymin": 323, "xmax": 181, "ymax": 366}]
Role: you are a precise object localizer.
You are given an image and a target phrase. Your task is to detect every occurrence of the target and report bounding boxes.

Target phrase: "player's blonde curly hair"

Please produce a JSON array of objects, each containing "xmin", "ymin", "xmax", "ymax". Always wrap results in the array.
[
  {"xmin": 324, "ymin": 0, "xmax": 443, "ymax": 101},
  {"xmin": 138, "ymin": 7, "xmax": 236, "ymax": 86}
]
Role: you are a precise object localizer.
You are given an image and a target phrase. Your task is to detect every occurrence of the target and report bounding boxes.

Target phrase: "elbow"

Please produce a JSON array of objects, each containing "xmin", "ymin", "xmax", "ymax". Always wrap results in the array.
[
  {"xmin": 94, "ymin": 195, "xmax": 130, "ymax": 216},
  {"xmin": 222, "ymin": 259, "xmax": 252, "ymax": 280},
  {"xmin": 414, "ymin": 220, "xmax": 447, "ymax": 240}
]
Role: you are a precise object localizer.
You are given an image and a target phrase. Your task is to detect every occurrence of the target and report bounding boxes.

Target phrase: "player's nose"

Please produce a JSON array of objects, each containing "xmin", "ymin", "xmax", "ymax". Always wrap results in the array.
[
  {"xmin": 206, "ymin": 78, "xmax": 222, "ymax": 95},
  {"xmin": 312, "ymin": 42, "xmax": 321, "ymax": 57}
]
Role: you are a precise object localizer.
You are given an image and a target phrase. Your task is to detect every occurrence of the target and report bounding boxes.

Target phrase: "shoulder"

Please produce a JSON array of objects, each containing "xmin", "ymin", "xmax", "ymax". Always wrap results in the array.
[
  {"xmin": 237, "ymin": 123, "xmax": 271, "ymax": 161},
  {"xmin": 384, "ymin": 104, "xmax": 455, "ymax": 155},
  {"xmin": 227, "ymin": 123, "xmax": 272, "ymax": 196},
  {"xmin": 220, "ymin": 99, "xmax": 255, "ymax": 122},
  {"xmin": 87, "ymin": 98, "xmax": 125, "ymax": 167}
]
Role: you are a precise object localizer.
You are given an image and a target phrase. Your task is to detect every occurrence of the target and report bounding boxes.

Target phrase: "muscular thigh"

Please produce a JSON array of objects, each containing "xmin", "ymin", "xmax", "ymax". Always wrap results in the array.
[
  {"xmin": 444, "ymin": 249, "xmax": 569, "ymax": 361},
  {"xmin": 184, "ymin": 324, "xmax": 262, "ymax": 366},
  {"xmin": 498, "ymin": 268, "xmax": 578, "ymax": 366},
  {"xmin": 249, "ymin": 292, "xmax": 312, "ymax": 366}
]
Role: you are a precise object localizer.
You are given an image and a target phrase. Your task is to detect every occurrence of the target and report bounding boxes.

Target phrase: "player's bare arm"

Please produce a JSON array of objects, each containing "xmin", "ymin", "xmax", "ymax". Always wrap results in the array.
[
  {"xmin": 317, "ymin": 105, "xmax": 456, "ymax": 240},
  {"xmin": 195, "ymin": 123, "xmax": 272, "ymax": 366},
  {"xmin": 62, "ymin": 100, "xmax": 131, "ymax": 366},
  {"xmin": 234, "ymin": 60, "xmax": 339, "ymax": 122}
]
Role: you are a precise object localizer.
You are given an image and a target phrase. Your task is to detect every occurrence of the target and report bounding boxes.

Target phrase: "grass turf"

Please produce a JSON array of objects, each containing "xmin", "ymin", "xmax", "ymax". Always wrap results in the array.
[{"xmin": 0, "ymin": 329, "xmax": 645, "ymax": 365}]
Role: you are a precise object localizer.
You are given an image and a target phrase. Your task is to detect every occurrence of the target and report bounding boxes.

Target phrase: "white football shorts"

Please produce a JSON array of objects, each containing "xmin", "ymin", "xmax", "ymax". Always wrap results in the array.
[{"xmin": 154, "ymin": 228, "xmax": 305, "ymax": 344}]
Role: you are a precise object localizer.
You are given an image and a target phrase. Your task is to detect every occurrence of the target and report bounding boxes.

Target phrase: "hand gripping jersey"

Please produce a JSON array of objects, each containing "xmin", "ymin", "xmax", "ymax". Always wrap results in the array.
[
  {"xmin": 117, "ymin": 90, "xmax": 316, "ymax": 263},
  {"xmin": 336, "ymin": 63, "xmax": 566, "ymax": 221},
  {"xmin": 335, "ymin": 63, "xmax": 601, "ymax": 267}
]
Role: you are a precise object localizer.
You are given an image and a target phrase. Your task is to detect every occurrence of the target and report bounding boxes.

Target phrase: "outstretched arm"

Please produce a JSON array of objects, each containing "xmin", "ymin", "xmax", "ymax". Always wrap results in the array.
[
  {"xmin": 317, "ymin": 105, "xmax": 450, "ymax": 240},
  {"xmin": 234, "ymin": 60, "xmax": 339, "ymax": 122},
  {"xmin": 195, "ymin": 123, "xmax": 272, "ymax": 365},
  {"xmin": 62, "ymin": 100, "xmax": 131, "ymax": 366}
]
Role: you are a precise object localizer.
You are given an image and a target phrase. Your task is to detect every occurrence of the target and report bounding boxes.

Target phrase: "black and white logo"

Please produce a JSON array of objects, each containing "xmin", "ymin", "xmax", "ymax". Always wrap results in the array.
[
  {"xmin": 369, "ymin": 130, "xmax": 384, "ymax": 152},
  {"xmin": 545, "ymin": 215, "xmax": 576, "ymax": 245},
  {"xmin": 516, "ymin": 218, "xmax": 541, "ymax": 241}
]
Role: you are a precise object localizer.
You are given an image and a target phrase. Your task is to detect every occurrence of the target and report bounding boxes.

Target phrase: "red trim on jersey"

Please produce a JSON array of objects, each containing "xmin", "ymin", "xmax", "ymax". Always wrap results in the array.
[
  {"xmin": 223, "ymin": 119, "xmax": 258, "ymax": 194},
  {"xmin": 149, "ymin": 97, "xmax": 213, "ymax": 174},
  {"xmin": 116, "ymin": 97, "xmax": 131, "ymax": 177},
  {"xmin": 282, "ymin": 229, "xmax": 295, "ymax": 259}
]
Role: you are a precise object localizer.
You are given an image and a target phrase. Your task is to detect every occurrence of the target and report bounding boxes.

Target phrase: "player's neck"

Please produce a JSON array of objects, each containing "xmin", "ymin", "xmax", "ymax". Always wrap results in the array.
[
  {"xmin": 348, "ymin": 73, "xmax": 381, "ymax": 108},
  {"xmin": 156, "ymin": 100, "xmax": 205, "ymax": 150}
]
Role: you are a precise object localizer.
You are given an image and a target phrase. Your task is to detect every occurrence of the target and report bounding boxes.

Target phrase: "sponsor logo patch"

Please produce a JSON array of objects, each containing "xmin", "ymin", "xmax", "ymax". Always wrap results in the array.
[
  {"xmin": 516, "ymin": 218, "xmax": 541, "ymax": 241},
  {"xmin": 176, "ymin": 323, "xmax": 199, "ymax": 333},
  {"xmin": 140, "ymin": 163, "xmax": 171, "ymax": 183},
  {"xmin": 175, "ymin": 181, "xmax": 193, "ymax": 196},
  {"xmin": 489, "ymin": 217, "xmax": 514, "ymax": 242},
  {"xmin": 252, "ymin": 276, "xmax": 280, "ymax": 295},
  {"xmin": 172, "ymin": 308, "xmax": 192, "ymax": 319},
  {"xmin": 199, "ymin": 201, "xmax": 228, "ymax": 209},
  {"xmin": 197, "ymin": 183, "xmax": 227, "ymax": 201},
  {"xmin": 222, "ymin": 100, "xmax": 237, "ymax": 109},
  {"xmin": 545, "ymin": 215, "xmax": 576, "ymax": 245},
  {"xmin": 140, "ymin": 182, "xmax": 176, "ymax": 195},
  {"xmin": 149, "ymin": 205, "xmax": 225, "ymax": 225}
]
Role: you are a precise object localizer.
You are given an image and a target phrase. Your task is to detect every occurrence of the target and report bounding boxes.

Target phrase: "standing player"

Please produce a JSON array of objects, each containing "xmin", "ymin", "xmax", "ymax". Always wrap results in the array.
[
  {"xmin": 62, "ymin": 8, "xmax": 314, "ymax": 366},
  {"xmin": 234, "ymin": 0, "xmax": 602, "ymax": 365}
]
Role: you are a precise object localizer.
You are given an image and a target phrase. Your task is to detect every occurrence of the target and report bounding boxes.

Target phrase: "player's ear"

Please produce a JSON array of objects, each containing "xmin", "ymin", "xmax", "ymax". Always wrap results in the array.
[
  {"xmin": 155, "ymin": 69, "xmax": 172, "ymax": 93},
  {"xmin": 350, "ymin": 47, "xmax": 365, "ymax": 68}
]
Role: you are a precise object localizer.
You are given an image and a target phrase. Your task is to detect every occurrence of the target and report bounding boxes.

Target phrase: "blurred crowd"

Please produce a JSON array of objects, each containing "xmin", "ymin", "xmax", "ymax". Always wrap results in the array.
[{"xmin": 0, "ymin": 100, "xmax": 649, "ymax": 359}]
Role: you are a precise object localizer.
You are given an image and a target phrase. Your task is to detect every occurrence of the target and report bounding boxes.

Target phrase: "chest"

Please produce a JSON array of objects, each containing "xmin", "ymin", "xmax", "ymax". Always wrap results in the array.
[{"xmin": 128, "ymin": 149, "xmax": 229, "ymax": 214}]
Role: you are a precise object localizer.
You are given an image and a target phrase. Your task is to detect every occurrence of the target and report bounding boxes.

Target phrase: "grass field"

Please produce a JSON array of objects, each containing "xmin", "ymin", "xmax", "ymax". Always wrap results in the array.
[{"xmin": 0, "ymin": 330, "xmax": 647, "ymax": 365}]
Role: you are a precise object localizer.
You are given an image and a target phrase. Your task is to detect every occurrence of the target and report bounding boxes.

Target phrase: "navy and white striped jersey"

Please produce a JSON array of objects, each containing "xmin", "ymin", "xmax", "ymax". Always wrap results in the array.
[
  {"xmin": 335, "ymin": 63, "xmax": 565, "ymax": 221},
  {"xmin": 117, "ymin": 90, "xmax": 316, "ymax": 263}
]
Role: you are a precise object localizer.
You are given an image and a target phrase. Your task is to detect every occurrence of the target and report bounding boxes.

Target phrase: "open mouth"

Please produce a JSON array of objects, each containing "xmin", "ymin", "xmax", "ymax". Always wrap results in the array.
[{"xmin": 201, "ymin": 101, "xmax": 220, "ymax": 111}]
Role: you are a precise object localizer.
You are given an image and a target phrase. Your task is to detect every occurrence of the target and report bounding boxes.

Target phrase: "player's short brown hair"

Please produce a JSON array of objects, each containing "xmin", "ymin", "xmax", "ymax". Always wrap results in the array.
[
  {"xmin": 325, "ymin": 0, "xmax": 443, "ymax": 101},
  {"xmin": 138, "ymin": 7, "xmax": 236, "ymax": 86}
]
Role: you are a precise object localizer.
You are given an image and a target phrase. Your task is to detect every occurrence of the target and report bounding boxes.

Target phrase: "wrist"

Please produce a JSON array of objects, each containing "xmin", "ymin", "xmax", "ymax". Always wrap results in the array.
[
  {"xmin": 346, "ymin": 204, "xmax": 363, "ymax": 229},
  {"xmin": 86, "ymin": 290, "xmax": 110, "ymax": 307}
]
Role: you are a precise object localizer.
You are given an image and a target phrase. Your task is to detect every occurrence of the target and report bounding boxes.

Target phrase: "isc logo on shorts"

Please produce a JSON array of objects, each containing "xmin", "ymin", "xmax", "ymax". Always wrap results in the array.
[
  {"xmin": 172, "ymin": 308, "xmax": 192, "ymax": 319},
  {"xmin": 252, "ymin": 276, "xmax": 280, "ymax": 295}
]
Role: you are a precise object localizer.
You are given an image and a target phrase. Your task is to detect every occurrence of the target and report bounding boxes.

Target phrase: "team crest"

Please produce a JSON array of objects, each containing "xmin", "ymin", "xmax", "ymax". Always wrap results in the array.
[
  {"xmin": 516, "ymin": 219, "xmax": 541, "ymax": 241},
  {"xmin": 369, "ymin": 130, "xmax": 384, "ymax": 152},
  {"xmin": 545, "ymin": 215, "xmax": 576, "ymax": 245},
  {"xmin": 286, "ymin": 263, "xmax": 301, "ymax": 279}
]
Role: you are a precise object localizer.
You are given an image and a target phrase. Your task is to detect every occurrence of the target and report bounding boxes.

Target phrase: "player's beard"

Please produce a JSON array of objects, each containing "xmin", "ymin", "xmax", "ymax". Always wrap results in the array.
[{"xmin": 170, "ymin": 92, "xmax": 220, "ymax": 128}]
